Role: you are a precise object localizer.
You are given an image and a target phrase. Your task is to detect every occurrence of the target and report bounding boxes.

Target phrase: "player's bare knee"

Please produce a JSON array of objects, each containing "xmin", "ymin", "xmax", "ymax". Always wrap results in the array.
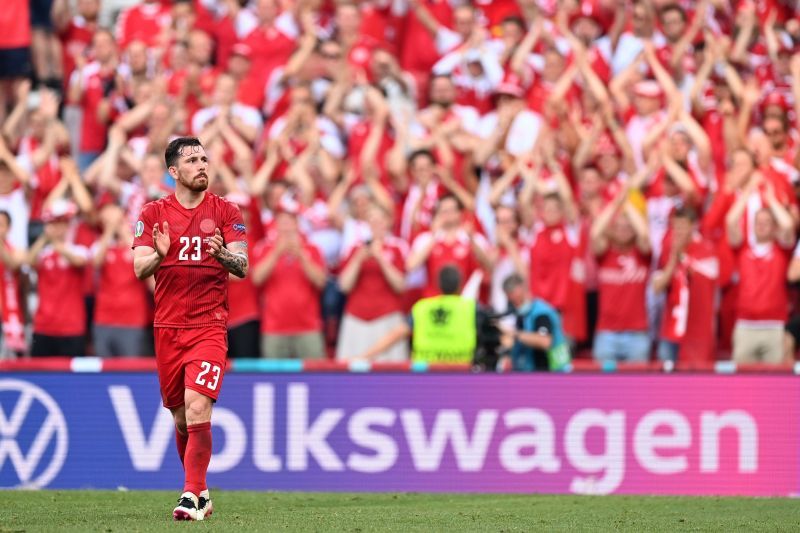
[{"xmin": 184, "ymin": 395, "xmax": 212, "ymax": 424}]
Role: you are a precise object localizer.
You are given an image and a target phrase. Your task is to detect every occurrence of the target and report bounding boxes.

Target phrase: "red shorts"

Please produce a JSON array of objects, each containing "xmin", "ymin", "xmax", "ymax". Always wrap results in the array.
[{"xmin": 154, "ymin": 326, "xmax": 228, "ymax": 409}]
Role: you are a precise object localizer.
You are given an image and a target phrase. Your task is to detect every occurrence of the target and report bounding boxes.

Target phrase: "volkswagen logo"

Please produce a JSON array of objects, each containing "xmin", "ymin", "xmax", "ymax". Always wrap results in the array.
[{"xmin": 0, "ymin": 379, "xmax": 68, "ymax": 489}]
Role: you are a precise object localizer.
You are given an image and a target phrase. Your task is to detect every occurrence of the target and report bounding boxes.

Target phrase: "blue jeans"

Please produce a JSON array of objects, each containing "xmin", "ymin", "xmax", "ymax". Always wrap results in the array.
[
  {"xmin": 657, "ymin": 340, "xmax": 679, "ymax": 363},
  {"xmin": 593, "ymin": 331, "xmax": 651, "ymax": 362}
]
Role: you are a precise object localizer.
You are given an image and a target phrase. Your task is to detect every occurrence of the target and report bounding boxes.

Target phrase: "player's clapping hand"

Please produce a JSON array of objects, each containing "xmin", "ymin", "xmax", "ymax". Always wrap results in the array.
[
  {"xmin": 206, "ymin": 228, "xmax": 224, "ymax": 257},
  {"xmin": 153, "ymin": 221, "xmax": 171, "ymax": 258}
]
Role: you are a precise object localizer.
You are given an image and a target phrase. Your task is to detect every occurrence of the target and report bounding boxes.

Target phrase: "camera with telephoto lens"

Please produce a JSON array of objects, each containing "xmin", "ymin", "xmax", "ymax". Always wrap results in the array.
[{"xmin": 473, "ymin": 307, "xmax": 514, "ymax": 372}]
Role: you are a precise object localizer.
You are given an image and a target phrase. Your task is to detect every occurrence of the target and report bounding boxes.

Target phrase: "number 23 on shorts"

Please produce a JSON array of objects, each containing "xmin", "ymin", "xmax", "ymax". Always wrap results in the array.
[{"xmin": 195, "ymin": 361, "xmax": 221, "ymax": 391}]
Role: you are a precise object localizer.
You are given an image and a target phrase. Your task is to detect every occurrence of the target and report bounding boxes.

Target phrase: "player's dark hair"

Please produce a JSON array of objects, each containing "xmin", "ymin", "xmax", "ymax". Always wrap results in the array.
[
  {"xmin": 0, "ymin": 210, "xmax": 12, "ymax": 227},
  {"xmin": 165, "ymin": 137, "xmax": 203, "ymax": 169},
  {"xmin": 438, "ymin": 265, "xmax": 462, "ymax": 295}
]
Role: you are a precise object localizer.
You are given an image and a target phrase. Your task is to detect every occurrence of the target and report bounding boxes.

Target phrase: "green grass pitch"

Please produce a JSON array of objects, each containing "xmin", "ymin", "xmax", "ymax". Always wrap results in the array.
[{"xmin": 2, "ymin": 491, "xmax": 799, "ymax": 532}]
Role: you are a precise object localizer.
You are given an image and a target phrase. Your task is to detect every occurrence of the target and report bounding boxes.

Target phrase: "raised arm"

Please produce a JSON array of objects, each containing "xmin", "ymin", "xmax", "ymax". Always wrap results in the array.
[
  {"xmin": 590, "ymin": 186, "xmax": 628, "ymax": 255},
  {"xmin": 725, "ymin": 176, "xmax": 757, "ymax": 248},
  {"xmin": 668, "ymin": 0, "xmax": 709, "ymax": 70},
  {"xmin": 509, "ymin": 17, "xmax": 542, "ymax": 78}
]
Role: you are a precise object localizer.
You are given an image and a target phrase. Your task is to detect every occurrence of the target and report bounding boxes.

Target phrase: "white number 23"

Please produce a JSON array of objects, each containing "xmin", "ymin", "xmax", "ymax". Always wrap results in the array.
[
  {"xmin": 195, "ymin": 361, "xmax": 221, "ymax": 391},
  {"xmin": 178, "ymin": 236, "xmax": 202, "ymax": 261}
]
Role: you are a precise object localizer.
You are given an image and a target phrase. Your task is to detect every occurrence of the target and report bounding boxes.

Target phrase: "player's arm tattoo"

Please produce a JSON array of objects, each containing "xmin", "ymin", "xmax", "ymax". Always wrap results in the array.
[{"xmin": 217, "ymin": 241, "xmax": 248, "ymax": 278}]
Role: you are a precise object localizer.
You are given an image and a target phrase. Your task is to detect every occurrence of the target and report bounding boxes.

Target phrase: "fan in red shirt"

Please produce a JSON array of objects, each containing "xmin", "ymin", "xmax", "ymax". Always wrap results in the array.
[
  {"xmin": 406, "ymin": 193, "xmax": 493, "ymax": 300},
  {"xmin": 590, "ymin": 184, "xmax": 652, "ymax": 362},
  {"xmin": 53, "ymin": 0, "xmax": 99, "ymax": 96},
  {"xmin": 653, "ymin": 206, "xmax": 720, "ymax": 365},
  {"xmin": 132, "ymin": 137, "xmax": 248, "ymax": 521},
  {"xmin": 27, "ymin": 198, "xmax": 89, "ymax": 357},
  {"xmin": 115, "ymin": 0, "xmax": 172, "ymax": 50},
  {"xmin": 337, "ymin": 203, "xmax": 408, "ymax": 361},
  {"xmin": 68, "ymin": 29, "xmax": 119, "ymax": 171},
  {"xmin": 92, "ymin": 203, "xmax": 153, "ymax": 357},
  {"xmin": 251, "ymin": 209, "xmax": 327, "ymax": 359},
  {"xmin": 243, "ymin": 0, "xmax": 297, "ymax": 86},
  {"xmin": 726, "ymin": 174, "xmax": 796, "ymax": 365},
  {"xmin": 524, "ymin": 180, "xmax": 584, "ymax": 343}
]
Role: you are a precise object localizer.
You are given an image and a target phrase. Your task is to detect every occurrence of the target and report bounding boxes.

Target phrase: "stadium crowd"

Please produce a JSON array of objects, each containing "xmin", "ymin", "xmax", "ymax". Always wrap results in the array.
[{"xmin": 0, "ymin": 0, "xmax": 799, "ymax": 367}]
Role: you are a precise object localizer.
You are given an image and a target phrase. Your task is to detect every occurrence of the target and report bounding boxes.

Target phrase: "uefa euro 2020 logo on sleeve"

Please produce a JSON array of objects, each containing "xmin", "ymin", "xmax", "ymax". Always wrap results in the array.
[{"xmin": 0, "ymin": 380, "xmax": 68, "ymax": 488}]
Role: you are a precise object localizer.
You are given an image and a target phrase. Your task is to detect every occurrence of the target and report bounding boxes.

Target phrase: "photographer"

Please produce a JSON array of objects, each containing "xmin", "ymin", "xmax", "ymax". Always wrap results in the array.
[{"xmin": 502, "ymin": 273, "xmax": 571, "ymax": 372}]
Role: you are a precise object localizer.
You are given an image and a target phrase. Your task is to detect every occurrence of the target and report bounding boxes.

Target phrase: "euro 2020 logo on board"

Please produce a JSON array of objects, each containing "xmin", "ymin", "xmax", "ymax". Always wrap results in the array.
[{"xmin": 0, "ymin": 379, "xmax": 68, "ymax": 488}]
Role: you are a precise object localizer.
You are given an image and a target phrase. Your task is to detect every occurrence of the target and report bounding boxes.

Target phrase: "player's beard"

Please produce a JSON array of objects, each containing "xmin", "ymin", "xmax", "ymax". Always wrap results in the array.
[{"xmin": 179, "ymin": 172, "xmax": 209, "ymax": 192}]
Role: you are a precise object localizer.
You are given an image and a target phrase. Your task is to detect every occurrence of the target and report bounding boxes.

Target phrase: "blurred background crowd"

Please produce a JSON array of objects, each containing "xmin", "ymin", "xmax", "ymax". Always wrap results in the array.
[{"xmin": 0, "ymin": 0, "xmax": 799, "ymax": 367}]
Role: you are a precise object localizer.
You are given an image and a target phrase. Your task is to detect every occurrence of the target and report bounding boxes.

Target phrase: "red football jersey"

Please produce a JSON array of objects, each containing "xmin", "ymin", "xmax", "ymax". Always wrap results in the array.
[
  {"xmin": 735, "ymin": 242, "xmax": 792, "ymax": 323},
  {"xmin": 34, "ymin": 244, "xmax": 90, "ymax": 336},
  {"xmin": 94, "ymin": 243, "xmax": 152, "ymax": 328},
  {"xmin": 659, "ymin": 235, "xmax": 719, "ymax": 363},
  {"xmin": 341, "ymin": 236, "xmax": 408, "ymax": 321},
  {"xmin": 596, "ymin": 247, "xmax": 650, "ymax": 332},
  {"xmin": 251, "ymin": 238, "xmax": 325, "ymax": 335},
  {"xmin": 527, "ymin": 223, "xmax": 578, "ymax": 311},
  {"xmin": 133, "ymin": 193, "xmax": 246, "ymax": 329}
]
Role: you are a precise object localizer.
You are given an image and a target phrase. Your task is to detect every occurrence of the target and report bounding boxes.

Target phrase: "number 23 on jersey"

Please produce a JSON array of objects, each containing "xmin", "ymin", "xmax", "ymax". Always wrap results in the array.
[{"xmin": 178, "ymin": 236, "xmax": 203, "ymax": 261}]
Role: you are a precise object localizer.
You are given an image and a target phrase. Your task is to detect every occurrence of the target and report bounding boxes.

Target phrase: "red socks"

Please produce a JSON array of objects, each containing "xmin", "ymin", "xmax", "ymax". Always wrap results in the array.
[
  {"xmin": 175, "ymin": 428, "xmax": 188, "ymax": 467},
  {"xmin": 183, "ymin": 422, "xmax": 212, "ymax": 495}
]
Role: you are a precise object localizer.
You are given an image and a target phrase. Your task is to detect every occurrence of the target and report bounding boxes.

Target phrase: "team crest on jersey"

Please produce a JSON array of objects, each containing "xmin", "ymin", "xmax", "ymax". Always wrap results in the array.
[
  {"xmin": 135, "ymin": 221, "xmax": 144, "ymax": 238},
  {"xmin": 200, "ymin": 218, "xmax": 216, "ymax": 233}
]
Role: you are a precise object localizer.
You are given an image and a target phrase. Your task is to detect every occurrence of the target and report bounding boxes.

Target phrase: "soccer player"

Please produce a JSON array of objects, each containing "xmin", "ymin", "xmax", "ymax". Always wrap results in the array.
[{"xmin": 132, "ymin": 137, "xmax": 248, "ymax": 521}]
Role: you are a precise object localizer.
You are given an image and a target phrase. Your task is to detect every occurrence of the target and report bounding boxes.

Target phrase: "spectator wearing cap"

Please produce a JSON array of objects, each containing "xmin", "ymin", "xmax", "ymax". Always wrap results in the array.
[
  {"xmin": 474, "ymin": 72, "xmax": 542, "ymax": 169},
  {"xmin": 590, "ymin": 183, "xmax": 652, "ymax": 363},
  {"xmin": 337, "ymin": 202, "xmax": 408, "ymax": 362},
  {"xmin": 557, "ymin": 0, "xmax": 617, "ymax": 84},
  {"xmin": 726, "ymin": 173, "xmax": 795, "ymax": 365},
  {"xmin": 25, "ymin": 198, "xmax": 89, "ymax": 357},
  {"xmin": 91, "ymin": 203, "xmax": 153, "ymax": 357},
  {"xmin": 251, "ymin": 210, "xmax": 327, "ymax": 359}
]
